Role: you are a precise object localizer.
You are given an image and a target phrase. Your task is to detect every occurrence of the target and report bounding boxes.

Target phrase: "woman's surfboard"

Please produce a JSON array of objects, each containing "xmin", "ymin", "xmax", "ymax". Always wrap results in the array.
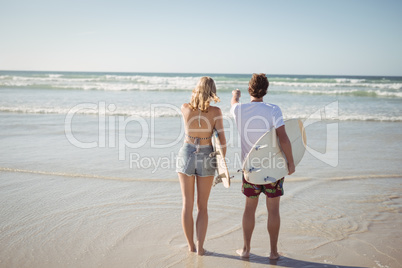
[
  {"xmin": 242, "ymin": 119, "xmax": 306, "ymax": 185},
  {"xmin": 210, "ymin": 129, "xmax": 230, "ymax": 188}
]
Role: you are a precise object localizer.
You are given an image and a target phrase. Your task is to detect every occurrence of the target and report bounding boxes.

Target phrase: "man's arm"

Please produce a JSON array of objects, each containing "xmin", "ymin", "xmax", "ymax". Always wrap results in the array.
[
  {"xmin": 276, "ymin": 125, "xmax": 295, "ymax": 175},
  {"xmin": 231, "ymin": 89, "xmax": 241, "ymax": 106}
]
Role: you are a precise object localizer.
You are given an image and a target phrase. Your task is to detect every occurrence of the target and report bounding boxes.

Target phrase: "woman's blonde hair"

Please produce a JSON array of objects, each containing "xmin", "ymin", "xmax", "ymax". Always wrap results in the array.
[{"xmin": 188, "ymin": 77, "xmax": 220, "ymax": 112}]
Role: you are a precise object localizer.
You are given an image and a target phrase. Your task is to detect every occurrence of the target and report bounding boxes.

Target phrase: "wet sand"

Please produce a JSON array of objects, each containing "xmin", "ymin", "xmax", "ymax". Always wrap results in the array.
[
  {"xmin": 1, "ymin": 114, "xmax": 401, "ymax": 267},
  {"xmin": 0, "ymin": 171, "xmax": 401, "ymax": 268}
]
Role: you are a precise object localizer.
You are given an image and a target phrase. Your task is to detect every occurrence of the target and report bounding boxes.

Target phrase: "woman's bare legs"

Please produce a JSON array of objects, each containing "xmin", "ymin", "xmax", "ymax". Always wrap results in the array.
[
  {"xmin": 178, "ymin": 173, "xmax": 196, "ymax": 252},
  {"xmin": 195, "ymin": 175, "xmax": 214, "ymax": 255}
]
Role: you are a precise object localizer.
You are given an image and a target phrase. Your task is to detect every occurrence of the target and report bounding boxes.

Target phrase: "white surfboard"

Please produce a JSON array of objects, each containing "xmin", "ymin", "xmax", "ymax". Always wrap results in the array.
[
  {"xmin": 210, "ymin": 129, "xmax": 230, "ymax": 188},
  {"xmin": 242, "ymin": 119, "xmax": 306, "ymax": 185}
]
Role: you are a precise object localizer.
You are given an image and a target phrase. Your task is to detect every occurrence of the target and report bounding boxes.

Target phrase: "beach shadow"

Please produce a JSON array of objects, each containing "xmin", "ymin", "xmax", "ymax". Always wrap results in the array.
[{"xmin": 208, "ymin": 252, "xmax": 366, "ymax": 268}]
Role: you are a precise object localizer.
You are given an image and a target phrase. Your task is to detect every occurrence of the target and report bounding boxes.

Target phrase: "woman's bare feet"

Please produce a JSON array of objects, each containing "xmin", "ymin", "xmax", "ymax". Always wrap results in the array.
[
  {"xmin": 236, "ymin": 248, "xmax": 250, "ymax": 258},
  {"xmin": 188, "ymin": 243, "xmax": 196, "ymax": 253},
  {"xmin": 269, "ymin": 251, "xmax": 280, "ymax": 260}
]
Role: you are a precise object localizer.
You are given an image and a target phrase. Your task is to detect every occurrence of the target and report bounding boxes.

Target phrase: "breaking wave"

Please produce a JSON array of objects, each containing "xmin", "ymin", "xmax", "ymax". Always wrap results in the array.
[{"xmin": 1, "ymin": 72, "xmax": 401, "ymax": 98}]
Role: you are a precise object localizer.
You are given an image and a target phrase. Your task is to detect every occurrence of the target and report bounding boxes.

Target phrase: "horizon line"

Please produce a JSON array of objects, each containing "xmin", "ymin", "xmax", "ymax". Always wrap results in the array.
[{"xmin": 0, "ymin": 69, "xmax": 401, "ymax": 78}]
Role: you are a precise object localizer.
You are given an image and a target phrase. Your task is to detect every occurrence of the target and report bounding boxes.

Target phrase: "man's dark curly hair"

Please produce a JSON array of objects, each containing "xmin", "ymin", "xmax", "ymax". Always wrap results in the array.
[{"xmin": 248, "ymin": 73, "xmax": 269, "ymax": 99}]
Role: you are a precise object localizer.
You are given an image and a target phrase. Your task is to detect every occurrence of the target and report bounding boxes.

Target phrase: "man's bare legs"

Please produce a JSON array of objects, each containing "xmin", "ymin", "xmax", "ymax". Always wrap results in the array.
[
  {"xmin": 236, "ymin": 197, "xmax": 258, "ymax": 258},
  {"xmin": 236, "ymin": 196, "xmax": 281, "ymax": 259},
  {"xmin": 178, "ymin": 173, "xmax": 196, "ymax": 252},
  {"xmin": 266, "ymin": 196, "xmax": 281, "ymax": 260},
  {"xmin": 195, "ymin": 175, "xmax": 214, "ymax": 256}
]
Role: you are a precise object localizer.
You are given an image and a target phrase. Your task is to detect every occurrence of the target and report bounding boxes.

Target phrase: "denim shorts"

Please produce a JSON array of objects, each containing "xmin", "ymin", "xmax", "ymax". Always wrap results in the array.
[{"xmin": 176, "ymin": 143, "xmax": 216, "ymax": 177}]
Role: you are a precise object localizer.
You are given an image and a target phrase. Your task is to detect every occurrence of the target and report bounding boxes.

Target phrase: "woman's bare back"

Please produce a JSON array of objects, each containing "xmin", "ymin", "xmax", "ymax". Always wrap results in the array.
[{"xmin": 181, "ymin": 103, "xmax": 220, "ymax": 145}]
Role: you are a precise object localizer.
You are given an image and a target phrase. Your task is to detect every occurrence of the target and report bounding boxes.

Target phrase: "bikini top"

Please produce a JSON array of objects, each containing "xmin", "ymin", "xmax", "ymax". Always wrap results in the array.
[
  {"xmin": 185, "ymin": 134, "xmax": 212, "ymax": 140},
  {"xmin": 185, "ymin": 134, "xmax": 213, "ymax": 154}
]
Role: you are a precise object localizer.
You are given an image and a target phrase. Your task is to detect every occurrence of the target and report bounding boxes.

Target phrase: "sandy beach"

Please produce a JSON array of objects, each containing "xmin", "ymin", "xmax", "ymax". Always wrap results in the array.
[
  {"xmin": 2, "ymin": 0, "xmax": 402, "ymax": 265},
  {"xmin": 1, "ymin": 172, "xmax": 400, "ymax": 267},
  {"xmin": 1, "ymin": 110, "xmax": 401, "ymax": 267}
]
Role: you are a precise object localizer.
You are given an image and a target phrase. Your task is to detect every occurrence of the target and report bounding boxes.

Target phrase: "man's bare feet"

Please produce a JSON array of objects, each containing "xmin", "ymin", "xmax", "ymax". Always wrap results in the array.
[
  {"xmin": 236, "ymin": 249, "xmax": 250, "ymax": 258},
  {"xmin": 269, "ymin": 251, "xmax": 280, "ymax": 260},
  {"xmin": 197, "ymin": 247, "xmax": 205, "ymax": 256}
]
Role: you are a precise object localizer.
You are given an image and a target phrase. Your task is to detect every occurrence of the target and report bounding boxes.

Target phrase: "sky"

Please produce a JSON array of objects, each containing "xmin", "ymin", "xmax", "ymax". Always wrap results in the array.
[{"xmin": 0, "ymin": 0, "xmax": 401, "ymax": 76}]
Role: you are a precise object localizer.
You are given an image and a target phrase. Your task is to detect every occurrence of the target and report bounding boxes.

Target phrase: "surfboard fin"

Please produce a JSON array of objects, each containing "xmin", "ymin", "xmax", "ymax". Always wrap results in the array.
[
  {"xmin": 263, "ymin": 176, "xmax": 276, "ymax": 182},
  {"xmin": 213, "ymin": 175, "xmax": 233, "ymax": 187},
  {"xmin": 247, "ymin": 167, "xmax": 261, "ymax": 173},
  {"xmin": 255, "ymin": 144, "xmax": 268, "ymax": 151},
  {"xmin": 209, "ymin": 152, "xmax": 219, "ymax": 157},
  {"xmin": 213, "ymin": 176, "xmax": 223, "ymax": 187}
]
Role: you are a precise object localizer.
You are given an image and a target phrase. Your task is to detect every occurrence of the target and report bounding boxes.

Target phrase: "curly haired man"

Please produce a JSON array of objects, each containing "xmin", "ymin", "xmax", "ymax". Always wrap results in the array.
[{"xmin": 231, "ymin": 73, "xmax": 295, "ymax": 259}]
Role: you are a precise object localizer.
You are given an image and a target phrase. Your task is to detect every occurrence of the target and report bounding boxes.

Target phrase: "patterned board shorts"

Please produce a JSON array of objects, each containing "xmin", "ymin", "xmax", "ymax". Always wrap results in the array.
[{"xmin": 242, "ymin": 175, "xmax": 284, "ymax": 198}]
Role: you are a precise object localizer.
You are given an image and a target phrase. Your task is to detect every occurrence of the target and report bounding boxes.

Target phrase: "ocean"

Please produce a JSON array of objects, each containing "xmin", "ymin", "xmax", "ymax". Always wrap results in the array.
[
  {"xmin": 1, "ymin": 71, "xmax": 401, "ymax": 121},
  {"xmin": 0, "ymin": 70, "xmax": 401, "ymax": 267}
]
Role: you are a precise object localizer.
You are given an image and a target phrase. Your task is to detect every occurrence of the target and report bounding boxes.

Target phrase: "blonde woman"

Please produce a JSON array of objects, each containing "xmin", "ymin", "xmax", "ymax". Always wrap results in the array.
[{"xmin": 176, "ymin": 77, "xmax": 226, "ymax": 255}]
